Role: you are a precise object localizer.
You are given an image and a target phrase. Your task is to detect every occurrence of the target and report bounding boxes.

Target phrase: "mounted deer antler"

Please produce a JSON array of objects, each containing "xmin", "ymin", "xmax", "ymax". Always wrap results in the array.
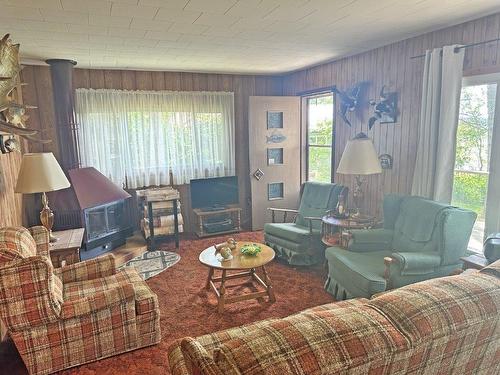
[{"xmin": 0, "ymin": 34, "xmax": 51, "ymax": 148}]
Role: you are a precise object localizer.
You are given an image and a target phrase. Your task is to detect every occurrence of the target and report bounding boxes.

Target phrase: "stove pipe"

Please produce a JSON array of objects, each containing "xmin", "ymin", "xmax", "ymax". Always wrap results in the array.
[{"xmin": 45, "ymin": 59, "xmax": 79, "ymax": 172}]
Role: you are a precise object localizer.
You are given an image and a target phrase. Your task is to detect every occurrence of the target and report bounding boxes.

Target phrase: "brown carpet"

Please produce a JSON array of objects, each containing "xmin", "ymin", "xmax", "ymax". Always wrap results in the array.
[{"xmin": 0, "ymin": 231, "xmax": 334, "ymax": 374}]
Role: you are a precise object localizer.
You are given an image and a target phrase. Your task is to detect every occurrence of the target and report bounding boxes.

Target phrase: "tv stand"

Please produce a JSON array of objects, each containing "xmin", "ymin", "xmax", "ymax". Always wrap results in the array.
[
  {"xmin": 193, "ymin": 205, "xmax": 242, "ymax": 238},
  {"xmin": 201, "ymin": 205, "xmax": 227, "ymax": 212}
]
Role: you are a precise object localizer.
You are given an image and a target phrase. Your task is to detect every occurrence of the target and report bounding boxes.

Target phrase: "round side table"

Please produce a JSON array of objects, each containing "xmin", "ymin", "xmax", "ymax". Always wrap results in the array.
[{"xmin": 321, "ymin": 215, "xmax": 376, "ymax": 249}]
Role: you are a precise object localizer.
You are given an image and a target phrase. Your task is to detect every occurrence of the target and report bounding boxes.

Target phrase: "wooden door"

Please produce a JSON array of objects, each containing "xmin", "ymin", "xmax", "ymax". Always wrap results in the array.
[{"xmin": 249, "ymin": 96, "xmax": 301, "ymax": 230}]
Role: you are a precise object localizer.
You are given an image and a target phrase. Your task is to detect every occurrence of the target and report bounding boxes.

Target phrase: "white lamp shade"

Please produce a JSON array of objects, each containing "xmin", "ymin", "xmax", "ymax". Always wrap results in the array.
[
  {"xmin": 336, "ymin": 133, "xmax": 382, "ymax": 175},
  {"xmin": 15, "ymin": 153, "xmax": 71, "ymax": 194}
]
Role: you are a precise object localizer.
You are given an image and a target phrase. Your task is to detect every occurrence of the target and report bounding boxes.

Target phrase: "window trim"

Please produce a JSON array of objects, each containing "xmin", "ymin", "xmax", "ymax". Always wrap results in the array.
[{"xmin": 303, "ymin": 92, "xmax": 336, "ymax": 183}]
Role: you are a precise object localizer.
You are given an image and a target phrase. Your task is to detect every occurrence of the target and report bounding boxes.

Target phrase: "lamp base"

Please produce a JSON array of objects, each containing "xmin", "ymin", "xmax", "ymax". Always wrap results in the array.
[
  {"xmin": 351, "ymin": 175, "xmax": 365, "ymax": 217},
  {"xmin": 48, "ymin": 231, "xmax": 58, "ymax": 242},
  {"xmin": 40, "ymin": 192, "xmax": 57, "ymax": 243}
]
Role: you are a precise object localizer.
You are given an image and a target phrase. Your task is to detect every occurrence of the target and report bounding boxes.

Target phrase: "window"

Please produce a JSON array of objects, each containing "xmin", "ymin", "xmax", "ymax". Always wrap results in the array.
[
  {"xmin": 452, "ymin": 74, "xmax": 500, "ymax": 252},
  {"xmin": 305, "ymin": 94, "xmax": 334, "ymax": 182},
  {"xmin": 75, "ymin": 89, "xmax": 235, "ymax": 188}
]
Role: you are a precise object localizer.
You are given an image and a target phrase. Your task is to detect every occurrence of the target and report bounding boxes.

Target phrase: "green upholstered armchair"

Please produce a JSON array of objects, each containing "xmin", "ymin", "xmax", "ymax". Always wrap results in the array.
[
  {"xmin": 264, "ymin": 182, "xmax": 347, "ymax": 266},
  {"xmin": 325, "ymin": 194, "xmax": 477, "ymax": 300}
]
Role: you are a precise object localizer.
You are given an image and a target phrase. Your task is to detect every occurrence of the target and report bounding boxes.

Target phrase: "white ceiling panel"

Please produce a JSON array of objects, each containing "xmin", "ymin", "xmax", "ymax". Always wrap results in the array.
[{"xmin": 0, "ymin": 0, "xmax": 498, "ymax": 74}]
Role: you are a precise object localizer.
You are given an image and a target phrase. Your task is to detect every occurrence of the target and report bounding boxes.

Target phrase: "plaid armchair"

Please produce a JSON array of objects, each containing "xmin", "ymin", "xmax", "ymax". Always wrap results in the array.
[{"xmin": 0, "ymin": 226, "xmax": 161, "ymax": 375}]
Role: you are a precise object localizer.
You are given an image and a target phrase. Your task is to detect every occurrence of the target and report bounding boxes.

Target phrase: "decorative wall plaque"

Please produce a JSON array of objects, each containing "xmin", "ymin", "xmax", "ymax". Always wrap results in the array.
[
  {"xmin": 266, "ymin": 132, "xmax": 286, "ymax": 144},
  {"xmin": 379, "ymin": 154, "xmax": 393, "ymax": 169},
  {"xmin": 253, "ymin": 168, "xmax": 264, "ymax": 180}
]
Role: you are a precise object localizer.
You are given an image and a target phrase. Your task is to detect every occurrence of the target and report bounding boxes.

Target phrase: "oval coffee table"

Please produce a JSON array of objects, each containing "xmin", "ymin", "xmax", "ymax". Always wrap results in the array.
[{"xmin": 199, "ymin": 241, "xmax": 276, "ymax": 313}]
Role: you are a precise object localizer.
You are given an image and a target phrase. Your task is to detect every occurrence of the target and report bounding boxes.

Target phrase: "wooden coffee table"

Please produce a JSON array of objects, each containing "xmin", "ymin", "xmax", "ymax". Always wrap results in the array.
[{"xmin": 199, "ymin": 241, "xmax": 276, "ymax": 313}]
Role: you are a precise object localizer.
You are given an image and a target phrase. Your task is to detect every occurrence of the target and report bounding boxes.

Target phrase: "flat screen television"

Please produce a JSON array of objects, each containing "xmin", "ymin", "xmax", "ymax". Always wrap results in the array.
[{"xmin": 190, "ymin": 176, "xmax": 239, "ymax": 210}]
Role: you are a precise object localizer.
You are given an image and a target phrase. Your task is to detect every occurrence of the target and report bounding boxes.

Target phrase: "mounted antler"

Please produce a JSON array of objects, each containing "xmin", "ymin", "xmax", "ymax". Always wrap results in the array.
[{"xmin": 0, "ymin": 33, "xmax": 51, "ymax": 151}]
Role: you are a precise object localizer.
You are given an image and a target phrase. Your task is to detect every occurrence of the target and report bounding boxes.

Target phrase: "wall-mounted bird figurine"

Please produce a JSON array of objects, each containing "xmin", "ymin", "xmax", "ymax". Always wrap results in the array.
[
  {"xmin": 368, "ymin": 85, "xmax": 397, "ymax": 129},
  {"xmin": 332, "ymin": 83, "xmax": 363, "ymax": 127}
]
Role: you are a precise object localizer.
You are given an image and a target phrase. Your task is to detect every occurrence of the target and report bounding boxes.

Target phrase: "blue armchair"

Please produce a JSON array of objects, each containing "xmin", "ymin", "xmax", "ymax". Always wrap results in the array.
[
  {"xmin": 325, "ymin": 194, "xmax": 477, "ymax": 299},
  {"xmin": 264, "ymin": 182, "xmax": 347, "ymax": 266}
]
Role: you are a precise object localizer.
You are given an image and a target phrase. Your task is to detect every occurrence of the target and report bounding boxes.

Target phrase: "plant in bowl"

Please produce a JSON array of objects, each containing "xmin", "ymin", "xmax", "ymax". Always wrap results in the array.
[{"xmin": 240, "ymin": 243, "xmax": 262, "ymax": 256}]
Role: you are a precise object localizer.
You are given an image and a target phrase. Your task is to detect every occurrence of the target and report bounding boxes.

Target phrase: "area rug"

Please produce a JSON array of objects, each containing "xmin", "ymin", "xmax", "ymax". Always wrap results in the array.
[
  {"xmin": 0, "ymin": 231, "xmax": 334, "ymax": 375},
  {"xmin": 121, "ymin": 250, "xmax": 180, "ymax": 280}
]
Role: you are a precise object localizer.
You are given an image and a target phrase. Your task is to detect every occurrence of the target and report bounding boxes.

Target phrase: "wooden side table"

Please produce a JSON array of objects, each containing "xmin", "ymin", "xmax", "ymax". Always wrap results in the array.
[
  {"xmin": 460, "ymin": 253, "xmax": 490, "ymax": 270},
  {"xmin": 50, "ymin": 228, "xmax": 85, "ymax": 267}
]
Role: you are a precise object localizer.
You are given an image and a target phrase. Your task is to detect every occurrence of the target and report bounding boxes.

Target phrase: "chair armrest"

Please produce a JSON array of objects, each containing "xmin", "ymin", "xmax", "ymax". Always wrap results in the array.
[
  {"xmin": 303, "ymin": 216, "xmax": 323, "ymax": 234},
  {"xmin": 348, "ymin": 229, "xmax": 394, "ymax": 252},
  {"xmin": 28, "ymin": 226, "xmax": 50, "ymax": 259},
  {"xmin": 180, "ymin": 337, "xmax": 220, "ymax": 375},
  {"xmin": 56, "ymin": 253, "xmax": 117, "ymax": 283},
  {"xmin": 267, "ymin": 208, "xmax": 299, "ymax": 213},
  {"xmin": 385, "ymin": 252, "xmax": 442, "ymax": 278},
  {"xmin": 61, "ymin": 283, "xmax": 135, "ymax": 319},
  {"xmin": 267, "ymin": 208, "xmax": 299, "ymax": 223},
  {"xmin": 0, "ymin": 256, "xmax": 61, "ymax": 331}
]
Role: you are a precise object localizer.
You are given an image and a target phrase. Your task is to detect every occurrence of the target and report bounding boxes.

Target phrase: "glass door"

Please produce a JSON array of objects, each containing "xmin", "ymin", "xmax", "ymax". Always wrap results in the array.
[{"xmin": 452, "ymin": 73, "xmax": 500, "ymax": 252}]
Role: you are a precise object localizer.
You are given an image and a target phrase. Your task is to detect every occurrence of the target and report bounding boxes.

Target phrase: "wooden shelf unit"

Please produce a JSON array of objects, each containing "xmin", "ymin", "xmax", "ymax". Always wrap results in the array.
[{"xmin": 193, "ymin": 205, "xmax": 242, "ymax": 238}]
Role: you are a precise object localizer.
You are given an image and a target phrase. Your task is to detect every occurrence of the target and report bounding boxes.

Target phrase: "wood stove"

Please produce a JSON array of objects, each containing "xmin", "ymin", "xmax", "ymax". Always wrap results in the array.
[{"xmin": 50, "ymin": 167, "xmax": 133, "ymax": 260}]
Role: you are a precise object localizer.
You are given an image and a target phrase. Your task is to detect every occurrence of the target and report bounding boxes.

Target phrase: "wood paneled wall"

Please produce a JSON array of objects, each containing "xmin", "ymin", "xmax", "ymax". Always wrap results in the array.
[
  {"xmin": 282, "ymin": 12, "xmax": 500, "ymax": 216},
  {"xmin": 13, "ymin": 12, "xmax": 500, "ymax": 228},
  {"xmin": 0, "ymin": 152, "xmax": 23, "ymax": 227},
  {"xmin": 20, "ymin": 67, "xmax": 283, "ymax": 231}
]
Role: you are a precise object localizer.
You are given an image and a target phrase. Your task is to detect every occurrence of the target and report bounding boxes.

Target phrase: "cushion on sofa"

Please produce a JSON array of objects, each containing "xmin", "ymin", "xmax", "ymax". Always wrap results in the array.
[
  {"xmin": 170, "ymin": 299, "xmax": 369, "ymax": 375},
  {"xmin": 212, "ymin": 305, "xmax": 409, "ymax": 375},
  {"xmin": 368, "ymin": 271, "xmax": 500, "ymax": 343}
]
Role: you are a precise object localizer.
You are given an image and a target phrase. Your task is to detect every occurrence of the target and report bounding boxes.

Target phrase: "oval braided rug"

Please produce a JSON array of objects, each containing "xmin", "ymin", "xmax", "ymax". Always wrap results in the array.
[{"xmin": 122, "ymin": 250, "xmax": 180, "ymax": 280}]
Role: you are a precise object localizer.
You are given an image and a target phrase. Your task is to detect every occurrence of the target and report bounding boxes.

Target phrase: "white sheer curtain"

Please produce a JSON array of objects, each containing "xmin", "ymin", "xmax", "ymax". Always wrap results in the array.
[
  {"xmin": 411, "ymin": 45, "xmax": 465, "ymax": 202},
  {"xmin": 75, "ymin": 89, "xmax": 235, "ymax": 187}
]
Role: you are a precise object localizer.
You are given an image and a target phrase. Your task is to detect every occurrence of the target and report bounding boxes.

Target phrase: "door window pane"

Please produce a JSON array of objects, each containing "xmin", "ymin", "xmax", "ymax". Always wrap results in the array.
[
  {"xmin": 267, "ymin": 111, "xmax": 283, "ymax": 129},
  {"xmin": 267, "ymin": 148, "xmax": 283, "ymax": 165},
  {"xmin": 268, "ymin": 182, "xmax": 284, "ymax": 200},
  {"xmin": 306, "ymin": 94, "xmax": 334, "ymax": 182},
  {"xmin": 452, "ymin": 83, "xmax": 497, "ymax": 252}
]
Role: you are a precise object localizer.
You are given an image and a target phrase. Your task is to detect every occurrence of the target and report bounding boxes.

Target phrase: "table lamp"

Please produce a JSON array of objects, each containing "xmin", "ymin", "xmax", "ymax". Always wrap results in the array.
[
  {"xmin": 336, "ymin": 133, "xmax": 382, "ymax": 217},
  {"xmin": 15, "ymin": 153, "xmax": 71, "ymax": 242}
]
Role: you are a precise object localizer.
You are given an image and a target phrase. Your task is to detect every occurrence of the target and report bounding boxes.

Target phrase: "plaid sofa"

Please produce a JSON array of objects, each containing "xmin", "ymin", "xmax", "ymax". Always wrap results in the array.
[
  {"xmin": 168, "ymin": 260, "xmax": 500, "ymax": 375},
  {"xmin": 0, "ymin": 226, "xmax": 161, "ymax": 375}
]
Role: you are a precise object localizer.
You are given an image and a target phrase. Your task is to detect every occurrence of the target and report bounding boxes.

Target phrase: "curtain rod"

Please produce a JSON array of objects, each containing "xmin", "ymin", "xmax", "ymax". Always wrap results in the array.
[{"xmin": 410, "ymin": 37, "xmax": 500, "ymax": 60}]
